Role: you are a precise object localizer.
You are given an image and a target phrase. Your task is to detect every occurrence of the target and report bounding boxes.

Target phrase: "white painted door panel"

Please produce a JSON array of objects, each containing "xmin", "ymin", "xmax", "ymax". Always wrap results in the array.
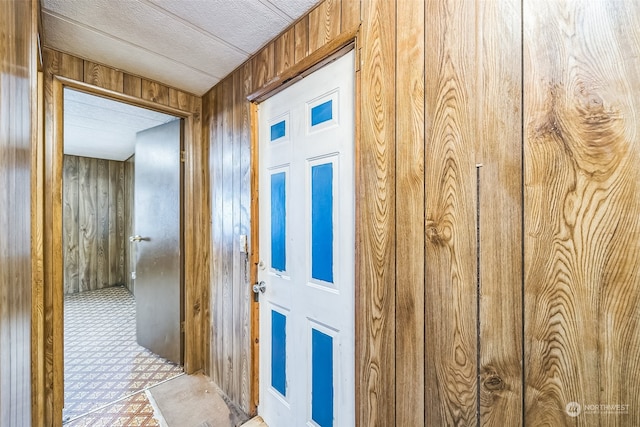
[{"xmin": 258, "ymin": 50, "xmax": 355, "ymax": 427}]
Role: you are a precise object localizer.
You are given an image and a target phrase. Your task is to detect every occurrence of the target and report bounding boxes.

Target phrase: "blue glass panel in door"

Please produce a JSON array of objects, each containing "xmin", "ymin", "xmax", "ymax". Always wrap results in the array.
[
  {"xmin": 311, "ymin": 163, "xmax": 333, "ymax": 282},
  {"xmin": 271, "ymin": 172, "xmax": 286, "ymax": 271},
  {"xmin": 311, "ymin": 329, "xmax": 334, "ymax": 427},
  {"xmin": 271, "ymin": 310, "xmax": 287, "ymax": 396},
  {"xmin": 270, "ymin": 120, "xmax": 286, "ymax": 141},
  {"xmin": 311, "ymin": 100, "xmax": 333, "ymax": 126}
]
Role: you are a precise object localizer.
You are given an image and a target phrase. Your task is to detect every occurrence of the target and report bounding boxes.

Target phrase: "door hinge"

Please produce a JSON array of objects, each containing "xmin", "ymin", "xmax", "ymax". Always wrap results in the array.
[
  {"xmin": 180, "ymin": 150, "xmax": 186, "ymax": 163},
  {"xmin": 180, "ymin": 321, "xmax": 185, "ymax": 332}
]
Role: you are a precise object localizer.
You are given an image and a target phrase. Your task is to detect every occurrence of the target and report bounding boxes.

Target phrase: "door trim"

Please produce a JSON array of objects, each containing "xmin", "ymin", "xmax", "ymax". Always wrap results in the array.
[
  {"xmin": 248, "ymin": 29, "xmax": 360, "ymax": 415},
  {"xmin": 39, "ymin": 70, "xmax": 206, "ymax": 425}
]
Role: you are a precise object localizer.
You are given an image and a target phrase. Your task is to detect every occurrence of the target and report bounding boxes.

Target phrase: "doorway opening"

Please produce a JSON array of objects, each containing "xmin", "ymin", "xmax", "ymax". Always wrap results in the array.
[{"xmin": 61, "ymin": 88, "xmax": 184, "ymax": 424}]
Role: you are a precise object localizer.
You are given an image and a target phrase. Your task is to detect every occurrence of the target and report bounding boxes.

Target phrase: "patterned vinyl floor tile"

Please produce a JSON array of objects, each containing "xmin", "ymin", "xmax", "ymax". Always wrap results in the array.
[{"xmin": 63, "ymin": 286, "xmax": 183, "ymax": 425}]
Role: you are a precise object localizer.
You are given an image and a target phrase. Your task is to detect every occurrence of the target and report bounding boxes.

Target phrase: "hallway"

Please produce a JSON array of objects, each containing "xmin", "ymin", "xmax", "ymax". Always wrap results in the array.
[{"xmin": 63, "ymin": 286, "xmax": 183, "ymax": 425}]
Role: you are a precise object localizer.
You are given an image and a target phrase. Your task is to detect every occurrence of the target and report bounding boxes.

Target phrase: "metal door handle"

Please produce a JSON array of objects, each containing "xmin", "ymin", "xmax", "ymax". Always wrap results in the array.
[
  {"xmin": 252, "ymin": 281, "xmax": 266, "ymax": 294},
  {"xmin": 129, "ymin": 235, "xmax": 145, "ymax": 242}
]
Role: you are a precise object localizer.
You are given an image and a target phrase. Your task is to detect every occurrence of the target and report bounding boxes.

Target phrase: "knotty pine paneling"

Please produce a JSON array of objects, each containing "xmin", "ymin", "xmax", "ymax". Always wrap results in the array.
[
  {"xmin": 524, "ymin": 0, "xmax": 640, "ymax": 424},
  {"xmin": 0, "ymin": 0, "xmax": 37, "ymax": 425},
  {"xmin": 62, "ymin": 155, "xmax": 127, "ymax": 294},
  {"xmin": 41, "ymin": 47, "xmax": 207, "ymax": 425}
]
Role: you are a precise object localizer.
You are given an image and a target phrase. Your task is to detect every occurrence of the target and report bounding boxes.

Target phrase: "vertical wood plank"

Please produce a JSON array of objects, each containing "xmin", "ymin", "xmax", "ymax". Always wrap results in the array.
[
  {"xmin": 0, "ymin": 1, "xmax": 35, "ymax": 423},
  {"xmin": 84, "ymin": 61, "xmax": 124, "ymax": 93},
  {"xmin": 62, "ymin": 156, "xmax": 79, "ymax": 294},
  {"xmin": 477, "ymin": 0, "xmax": 523, "ymax": 425},
  {"xmin": 96, "ymin": 158, "xmax": 110, "ymax": 288},
  {"xmin": 524, "ymin": 0, "xmax": 640, "ymax": 424},
  {"xmin": 142, "ymin": 79, "xmax": 170, "ymax": 105},
  {"xmin": 274, "ymin": 28, "xmax": 295, "ymax": 77},
  {"xmin": 341, "ymin": 0, "xmax": 361, "ymax": 31},
  {"xmin": 395, "ymin": 0, "xmax": 425, "ymax": 425},
  {"xmin": 252, "ymin": 43, "xmax": 275, "ymax": 91},
  {"xmin": 231, "ymin": 70, "xmax": 243, "ymax": 407},
  {"xmin": 239, "ymin": 61, "xmax": 253, "ymax": 413},
  {"xmin": 210, "ymin": 84, "xmax": 224, "ymax": 387},
  {"xmin": 124, "ymin": 156, "xmax": 135, "ymax": 293},
  {"xmin": 109, "ymin": 161, "xmax": 124, "ymax": 285},
  {"xmin": 308, "ymin": 0, "xmax": 342, "ymax": 54},
  {"xmin": 424, "ymin": 0, "xmax": 478, "ymax": 425},
  {"xmin": 123, "ymin": 74, "xmax": 142, "ymax": 98},
  {"xmin": 78, "ymin": 157, "xmax": 98, "ymax": 292},
  {"xmin": 169, "ymin": 88, "xmax": 193, "ymax": 111},
  {"xmin": 358, "ymin": 0, "xmax": 396, "ymax": 425},
  {"xmin": 221, "ymin": 76, "xmax": 235, "ymax": 400},
  {"xmin": 294, "ymin": 16, "xmax": 309, "ymax": 64},
  {"xmin": 58, "ymin": 51, "xmax": 84, "ymax": 81}
]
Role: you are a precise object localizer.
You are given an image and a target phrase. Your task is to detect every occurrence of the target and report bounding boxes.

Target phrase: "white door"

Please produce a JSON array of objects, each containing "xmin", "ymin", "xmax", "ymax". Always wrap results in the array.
[{"xmin": 258, "ymin": 50, "xmax": 355, "ymax": 427}]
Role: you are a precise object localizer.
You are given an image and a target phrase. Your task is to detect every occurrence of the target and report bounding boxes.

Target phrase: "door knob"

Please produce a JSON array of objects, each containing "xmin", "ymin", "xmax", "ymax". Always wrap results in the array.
[
  {"xmin": 129, "ymin": 235, "xmax": 144, "ymax": 242},
  {"xmin": 252, "ymin": 281, "xmax": 266, "ymax": 294}
]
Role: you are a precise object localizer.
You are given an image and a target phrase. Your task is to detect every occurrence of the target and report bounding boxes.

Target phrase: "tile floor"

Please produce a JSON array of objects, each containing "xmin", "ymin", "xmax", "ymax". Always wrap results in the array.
[{"xmin": 63, "ymin": 286, "xmax": 183, "ymax": 426}]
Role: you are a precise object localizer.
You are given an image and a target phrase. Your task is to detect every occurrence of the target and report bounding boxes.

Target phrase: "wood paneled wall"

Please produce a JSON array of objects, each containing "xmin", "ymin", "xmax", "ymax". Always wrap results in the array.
[
  {"xmin": 204, "ymin": 0, "xmax": 640, "ymax": 425},
  {"xmin": 524, "ymin": 1, "xmax": 640, "ymax": 424},
  {"xmin": 0, "ymin": 0, "xmax": 37, "ymax": 425},
  {"xmin": 62, "ymin": 155, "xmax": 128, "ymax": 294},
  {"xmin": 203, "ymin": 0, "xmax": 359, "ymax": 414},
  {"xmin": 40, "ymin": 47, "xmax": 208, "ymax": 426},
  {"xmin": 124, "ymin": 156, "xmax": 135, "ymax": 293}
]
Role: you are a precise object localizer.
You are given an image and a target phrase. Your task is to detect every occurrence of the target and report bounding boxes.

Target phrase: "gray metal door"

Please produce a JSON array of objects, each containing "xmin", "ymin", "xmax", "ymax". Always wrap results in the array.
[{"xmin": 133, "ymin": 119, "xmax": 183, "ymax": 365}]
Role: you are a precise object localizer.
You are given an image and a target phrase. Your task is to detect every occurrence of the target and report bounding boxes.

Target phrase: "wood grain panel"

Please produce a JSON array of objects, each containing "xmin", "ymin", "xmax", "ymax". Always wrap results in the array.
[
  {"xmin": 111, "ymin": 160, "xmax": 125, "ymax": 285},
  {"xmin": 395, "ymin": 0, "xmax": 425, "ymax": 425},
  {"xmin": 63, "ymin": 156, "xmax": 80, "ymax": 294},
  {"xmin": 239, "ymin": 61, "xmax": 253, "ymax": 413},
  {"xmin": 357, "ymin": 0, "xmax": 396, "ymax": 425},
  {"xmin": 424, "ymin": 0, "xmax": 478, "ymax": 425},
  {"xmin": 294, "ymin": 16, "xmax": 309, "ymax": 64},
  {"xmin": 96, "ymin": 158, "xmax": 110, "ymax": 288},
  {"xmin": 0, "ymin": 0, "xmax": 36, "ymax": 424},
  {"xmin": 221, "ymin": 76, "xmax": 235, "ymax": 399},
  {"xmin": 84, "ymin": 61, "xmax": 124, "ymax": 92},
  {"xmin": 209, "ymin": 83, "xmax": 224, "ymax": 388},
  {"xmin": 251, "ymin": 43, "xmax": 275, "ymax": 92},
  {"xmin": 341, "ymin": 0, "xmax": 360, "ymax": 32},
  {"xmin": 124, "ymin": 156, "xmax": 135, "ymax": 293},
  {"xmin": 123, "ymin": 74, "xmax": 142, "ymax": 98},
  {"xmin": 79, "ymin": 156, "xmax": 98, "ymax": 292},
  {"xmin": 142, "ymin": 79, "xmax": 169, "ymax": 105},
  {"xmin": 476, "ymin": 1, "xmax": 523, "ymax": 425},
  {"xmin": 308, "ymin": 0, "xmax": 341, "ymax": 53},
  {"xmin": 274, "ymin": 28, "xmax": 295, "ymax": 77},
  {"xmin": 169, "ymin": 88, "xmax": 193, "ymax": 111},
  {"xmin": 62, "ymin": 155, "xmax": 127, "ymax": 294},
  {"xmin": 42, "ymin": 49, "xmax": 83, "ymax": 81},
  {"xmin": 524, "ymin": 1, "xmax": 640, "ymax": 424}
]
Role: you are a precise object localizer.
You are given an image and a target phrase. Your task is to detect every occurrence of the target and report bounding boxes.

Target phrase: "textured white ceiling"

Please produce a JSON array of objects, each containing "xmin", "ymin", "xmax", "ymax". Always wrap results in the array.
[
  {"xmin": 45, "ymin": 0, "xmax": 320, "ymax": 160},
  {"xmin": 64, "ymin": 88, "xmax": 176, "ymax": 161},
  {"xmin": 41, "ymin": 0, "xmax": 320, "ymax": 96}
]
